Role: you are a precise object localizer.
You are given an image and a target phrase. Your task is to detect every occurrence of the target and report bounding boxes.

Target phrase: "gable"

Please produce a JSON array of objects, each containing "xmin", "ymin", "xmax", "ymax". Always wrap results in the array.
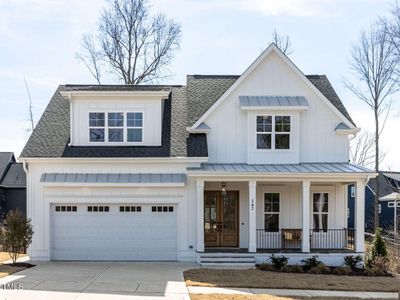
[{"xmin": 189, "ymin": 44, "xmax": 356, "ymax": 129}]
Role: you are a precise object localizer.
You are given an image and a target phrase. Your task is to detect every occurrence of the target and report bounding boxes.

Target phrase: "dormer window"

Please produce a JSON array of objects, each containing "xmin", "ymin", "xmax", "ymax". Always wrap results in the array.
[
  {"xmin": 88, "ymin": 112, "xmax": 143, "ymax": 143},
  {"xmin": 127, "ymin": 112, "xmax": 143, "ymax": 142},
  {"xmin": 256, "ymin": 115, "xmax": 290, "ymax": 150}
]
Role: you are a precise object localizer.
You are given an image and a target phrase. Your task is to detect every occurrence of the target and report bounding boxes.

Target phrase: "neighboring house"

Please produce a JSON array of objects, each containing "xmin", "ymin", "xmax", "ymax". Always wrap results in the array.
[
  {"xmin": 20, "ymin": 44, "xmax": 375, "ymax": 266},
  {"xmin": 348, "ymin": 172, "xmax": 400, "ymax": 233},
  {"xmin": 0, "ymin": 152, "xmax": 26, "ymax": 218}
]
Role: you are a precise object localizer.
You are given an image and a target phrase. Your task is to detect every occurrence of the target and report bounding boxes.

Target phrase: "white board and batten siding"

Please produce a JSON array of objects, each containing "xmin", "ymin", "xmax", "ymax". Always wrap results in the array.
[
  {"xmin": 205, "ymin": 51, "xmax": 349, "ymax": 164},
  {"xmin": 26, "ymin": 161, "xmax": 197, "ymax": 262}
]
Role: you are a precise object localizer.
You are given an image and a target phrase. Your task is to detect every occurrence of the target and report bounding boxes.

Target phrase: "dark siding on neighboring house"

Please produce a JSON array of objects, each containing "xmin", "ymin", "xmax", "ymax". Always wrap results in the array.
[
  {"xmin": 0, "ymin": 161, "xmax": 26, "ymax": 219},
  {"xmin": 348, "ymin": 173, "xmax": 398, "ymax": 232}
]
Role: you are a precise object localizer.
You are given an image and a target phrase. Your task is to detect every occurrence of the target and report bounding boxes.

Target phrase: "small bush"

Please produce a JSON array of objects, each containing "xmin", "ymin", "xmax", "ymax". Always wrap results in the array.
[
  {"xmin": 343, "ymin": 255, "xmax": 363, "ymax": 269},
  {"xmin": 281, "ymin": 265, "xmax": 303, "ymax": 273},
  {"xmin": 308, "ymin": 263, "xmax": 331, "ymax": 274},
  {"xmin": 258, "ymin": 263, "xmax": 275, "ymax": 272},
  {"xmin": 269, "ymin": 254, "xmax": 289, "ymax": 270},
  {"xmin": 366, "ymin": 228, "xmax": 388, "ymax": 268},
  {"xmin": 333, "ymin": 266, "xmax": 352, "ymax": 275},
  {"xmin": 301, "ymin": 256, "xmax": 322, "ymax": 271}
]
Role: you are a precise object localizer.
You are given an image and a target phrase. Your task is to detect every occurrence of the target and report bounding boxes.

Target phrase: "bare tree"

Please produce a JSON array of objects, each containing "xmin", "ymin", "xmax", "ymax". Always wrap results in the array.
[
  {"xmin": 23, "ymin": 77, "xmax": 35, "ymax": 133},
  {"xmin": 77, "ymin": 0, "xmax": 181, "ymax": 84},
  {"xmin": 271, "ymin": 28, "xmax": 293, "ymax": 55},
  {"xmin": 75, "ymin": 35, "xmax": 102, "ymax": 84},
  {"xmin": 350, "ymin": 131, "xmax": 386, "ymax": 167},
  {"xmin": 345, "ymin": 22, "xmax": 399, "ymax": 229}
]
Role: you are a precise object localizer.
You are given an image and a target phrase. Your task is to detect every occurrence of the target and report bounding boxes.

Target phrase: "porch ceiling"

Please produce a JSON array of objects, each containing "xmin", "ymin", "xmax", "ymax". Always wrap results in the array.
[{"xmin": 187, "ymin": 163, "xmax": 375, "ymax": 178}]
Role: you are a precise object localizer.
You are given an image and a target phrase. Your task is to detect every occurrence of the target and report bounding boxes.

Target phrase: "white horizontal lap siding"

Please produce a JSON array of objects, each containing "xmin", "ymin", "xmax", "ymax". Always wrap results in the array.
[
  {"xmin": 51, "ymin": 204, "xmax": 178, "ymax": 261},
  {"xmin": 72, "ymin": 97, "xmax": 162, "ymax": 146},
  {"xmin": 205, "ymin": 51, "xmax": 349, "ymax": 164}
]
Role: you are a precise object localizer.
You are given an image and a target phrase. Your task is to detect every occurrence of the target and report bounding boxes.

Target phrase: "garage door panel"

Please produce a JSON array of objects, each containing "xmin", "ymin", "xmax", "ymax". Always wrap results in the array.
[{"xmin": 51, "ymin": 204, "xmax": 178, "ymax": 261}]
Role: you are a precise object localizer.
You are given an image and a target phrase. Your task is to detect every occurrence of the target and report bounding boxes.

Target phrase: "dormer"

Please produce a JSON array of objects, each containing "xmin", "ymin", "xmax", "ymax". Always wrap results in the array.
[{"xmin": 61, "ymin": 87, "xmax": 170, "ymax": 147}]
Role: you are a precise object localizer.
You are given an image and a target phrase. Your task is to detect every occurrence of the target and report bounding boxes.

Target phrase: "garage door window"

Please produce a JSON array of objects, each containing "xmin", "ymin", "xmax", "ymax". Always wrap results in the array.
[
  {"xmin": 152, "ymin": 206, "xmax": 174, "ymax": 212},
  {"xmin": 119, "ymin": 206, "xmax": 141, "ymax": 212},
  {"xmin": 55, "ymin": 205, "xmax": 77, "ymax": 212},
  {"xmin": 88, "ymin": 206, "xmax": 109, "ymax": 212}
]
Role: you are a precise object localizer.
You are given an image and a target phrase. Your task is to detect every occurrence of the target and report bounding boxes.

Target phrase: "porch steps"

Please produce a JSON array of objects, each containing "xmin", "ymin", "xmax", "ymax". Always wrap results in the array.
[{"xmin": 198, "ymin": 253, "xmax": 256, "ymax": 268}]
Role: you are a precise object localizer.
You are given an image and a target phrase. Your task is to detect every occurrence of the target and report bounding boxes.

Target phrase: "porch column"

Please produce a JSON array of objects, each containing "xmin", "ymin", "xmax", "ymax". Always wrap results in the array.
[
  {"xmin": 355, "ymin": 180, "xmax": 365, "ymax": 253},
  {"xmin": 249, "ymin": 181, "xmax": 257, "ymax": 252},
  {"xmin": 196, "ymin": 179, "xmax": 205, "ymax": 252},
  {"xmin": 302, "ymin": 180, "xmax": 311, "ymax": 253}
]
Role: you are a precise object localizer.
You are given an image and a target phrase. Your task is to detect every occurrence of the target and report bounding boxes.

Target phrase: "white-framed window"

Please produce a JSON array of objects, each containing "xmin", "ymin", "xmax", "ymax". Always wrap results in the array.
[
  {"xmin": 312, "ymin": 192, "xmax": 329, "ymax": 232},
  {"xmin": 88, "ymin": 112, "xmax": 143, "ymax": 143},
  {"xmin": 127, "ymin": 112, "xmax": 143, "ymax": 142},
  {"xmin": 89, "ymin": 113, "xmax": 105, "ymax": 142},
  {"xmin": 264, "ymin": 193, "xmax": 280, "ymax": 232},
  {"xmin": 387, "ymin": 202, "xmax": 400, "ymax": 208},
  {"xmin": 256, "ymin": 115, "xmax": 290, "ymax": 150},
  {"xmin": 55, "ymin": 205, "xmax": 77, "ymax": 212},
  {"xmin": 350, "ymin": 186, "xmax": 355, "ymax": 198},
  {"xmin": 108, "ymin": 112, "xmax": 124, "ymax": 142}
]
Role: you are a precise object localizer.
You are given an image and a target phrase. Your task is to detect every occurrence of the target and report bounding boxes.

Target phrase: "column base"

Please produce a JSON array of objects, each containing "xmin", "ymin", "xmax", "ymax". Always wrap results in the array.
[
  {"xmin": 197, "ymin": 244, "xmax": 205, "ymax": 252},
  {"xmin": 249, "ymin": 243, "xmax": 257, "ymax": 253}
]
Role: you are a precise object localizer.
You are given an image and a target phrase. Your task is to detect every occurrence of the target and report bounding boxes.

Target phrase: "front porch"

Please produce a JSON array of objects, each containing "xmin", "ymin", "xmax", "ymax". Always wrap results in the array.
[{"xmin": 193, "ymin": 177, "xmax": 366, "ymax": 255}]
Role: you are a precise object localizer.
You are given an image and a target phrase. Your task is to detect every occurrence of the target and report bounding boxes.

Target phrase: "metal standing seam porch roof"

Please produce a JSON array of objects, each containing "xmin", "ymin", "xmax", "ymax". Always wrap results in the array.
[
  {"xmin": 41, "ymin": 173, "xmax": 186, "ymax": 184},
  {"xmin": 239, "ymin": 96, "xmax": 309, "ymax": 107},
  {"xmin": 187, "ymin": 163, "xmax": 374, "ymax": 174}
]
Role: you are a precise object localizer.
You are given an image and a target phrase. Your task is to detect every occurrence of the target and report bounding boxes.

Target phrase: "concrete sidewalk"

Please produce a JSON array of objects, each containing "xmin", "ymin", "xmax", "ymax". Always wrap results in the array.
[{"xmin": 188, "ymin": 286, "xmax": 399, "ymax": 299}]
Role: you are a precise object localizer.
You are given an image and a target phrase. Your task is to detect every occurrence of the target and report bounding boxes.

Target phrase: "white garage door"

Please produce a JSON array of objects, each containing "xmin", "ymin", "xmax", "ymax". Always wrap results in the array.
[{"xmin": 51, "ymin": 204, "xmax": 178, "ymax": 261}]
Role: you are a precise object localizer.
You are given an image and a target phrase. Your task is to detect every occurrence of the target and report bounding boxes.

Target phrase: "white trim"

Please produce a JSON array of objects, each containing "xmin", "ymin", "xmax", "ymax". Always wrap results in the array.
[
  {"xmin": 187, "ymin": 172, "xmax": 376, "ymax": 180},
  {"xmin": 256, "ymin": 114, "xmax": 291, "ymax": 151},
  {"xmin": 186, "ymin": 127, "xmax": 211, "ymax": 134},
  {"xmin": 19, "ymin": 157, "xmax": 208, "ymax": 163},
  {"xmin": 335, "ymin": 128, "xmax": 361, "ymax": 135},
  {"xmin": 61, "ymin": 90, "xmax": 170, "ymax": 99},
  {"xmin": 190, "ymin": 44, "xmax": 356, "ymax": 130}
]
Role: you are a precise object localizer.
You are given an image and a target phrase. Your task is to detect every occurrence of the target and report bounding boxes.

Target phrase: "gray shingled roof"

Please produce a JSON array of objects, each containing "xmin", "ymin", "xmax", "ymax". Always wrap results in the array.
[
  {"xmin": 0, "ymin": 152, "xmax": 15, "ymax": 182},
  {"xmin": 20, "ymin": 75, "xmax": 355, "ymax": 158},
  {"xmin": 0, "ymin": 163, "xmax": 26, "ymax": 188}
]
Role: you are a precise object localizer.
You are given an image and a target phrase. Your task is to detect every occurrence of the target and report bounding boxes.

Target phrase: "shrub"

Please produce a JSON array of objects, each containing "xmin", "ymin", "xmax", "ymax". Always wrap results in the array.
[
  {"xmin": 366, "ymin": 228, "xmax": 388, "ymax": 268},
  {"xmin": 0, "ymin": 210, "xmax": 34, "ymax": 264},
  {"xmin": 343, "ymin": 255, "xmax": 363, "ymax": 269},
  {"xmin": 333, "ymin": 266, "xmax": 352, "ymax": 275},
  {"xmin": 258, "ymin": 263, "xmax": 275, "ymax": 272},
  {"xmin": 269, "ymin": 254, "xmax": 289, "ymax": 270},
  {"xmin": 301, "ymin": 256, "xmax": 322, "ymax": 271},
  {"xmin": 281, "ymin": 265, "xmax": 303, "ymax": 273},
  {"xmin": 308, "ymin": 263, "xmax": 331, "ymax": 274}
]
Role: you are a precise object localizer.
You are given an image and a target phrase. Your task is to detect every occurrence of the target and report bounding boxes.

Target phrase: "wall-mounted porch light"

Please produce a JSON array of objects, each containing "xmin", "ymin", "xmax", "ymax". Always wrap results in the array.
[{"xmin": 221, "ymin": 182, "xmax": 227, "ymax": 197}]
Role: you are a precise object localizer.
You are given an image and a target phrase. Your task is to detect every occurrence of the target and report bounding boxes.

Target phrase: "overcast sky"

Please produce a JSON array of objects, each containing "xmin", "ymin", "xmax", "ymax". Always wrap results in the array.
[{"xmin": 0, "ymin": 0, "xmax": 398, "ymax": 169}]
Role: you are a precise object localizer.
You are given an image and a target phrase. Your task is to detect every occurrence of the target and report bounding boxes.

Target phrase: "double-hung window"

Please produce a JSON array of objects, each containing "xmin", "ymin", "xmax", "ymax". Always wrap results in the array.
[
  {"xmin": 108, "ymin": 112, "xmax": 124, "ymax": 142},
  {"xmin": 89, "ymin": 113, "xmax": 105, "ymax": 142},
  {"xmin": 127, "ymin": 112, "xmax": 143, "ymax": 142},
  {"xmin": 256, "ymin": 115, "xmax": 290, "ymax": 150},
  {"xmin": 312, "ymin": 192, "xmax": 329, "ymax": 232},
  {"xmin": 264, "ymin": 193, "xmax": 280, "ymax": 232}
]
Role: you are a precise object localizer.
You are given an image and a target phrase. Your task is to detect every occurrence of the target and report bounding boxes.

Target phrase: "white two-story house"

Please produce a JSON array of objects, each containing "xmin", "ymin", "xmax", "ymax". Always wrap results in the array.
[{"xmin": 20, "ymin": 44, "xmax": 376, "ymax": 266}]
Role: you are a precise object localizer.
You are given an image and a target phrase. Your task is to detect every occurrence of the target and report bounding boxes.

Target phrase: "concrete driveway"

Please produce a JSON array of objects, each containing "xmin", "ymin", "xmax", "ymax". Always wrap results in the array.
[{"xmin": 0, "ymin": 261, "xmax": 196, "ymax": 299}]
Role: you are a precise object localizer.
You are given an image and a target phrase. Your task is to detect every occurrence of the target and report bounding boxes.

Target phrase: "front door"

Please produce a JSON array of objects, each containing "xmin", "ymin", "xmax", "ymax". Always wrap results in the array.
[{"xmin": 204, "ymin": 191, "xmax": 239, "ymax": 247}]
